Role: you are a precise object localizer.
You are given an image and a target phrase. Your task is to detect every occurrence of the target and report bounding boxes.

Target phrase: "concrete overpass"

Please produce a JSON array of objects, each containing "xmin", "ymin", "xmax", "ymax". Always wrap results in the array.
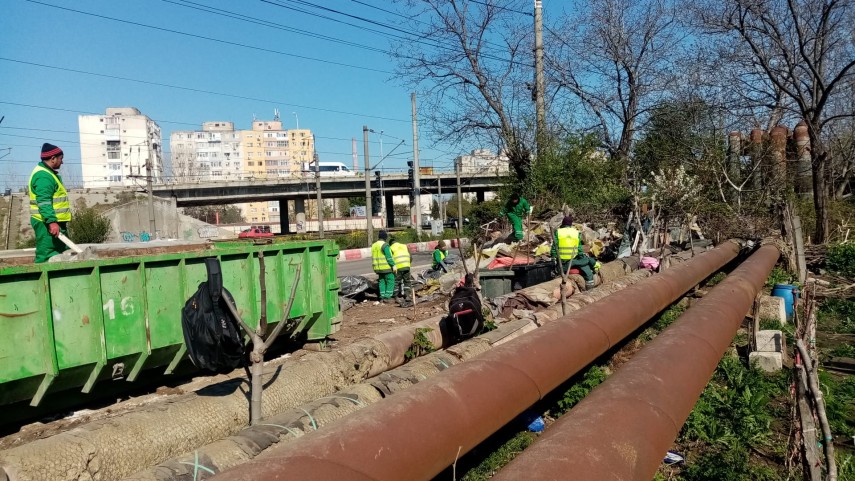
[{"xmin": 152, "ymin": 172, "xmax": 503, "ymax": 233}]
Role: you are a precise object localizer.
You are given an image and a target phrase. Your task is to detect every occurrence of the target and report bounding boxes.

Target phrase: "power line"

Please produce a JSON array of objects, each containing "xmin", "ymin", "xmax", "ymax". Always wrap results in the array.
[
  {"xmin": 161, "ymin": 0, "xmax": 388, "ymax": 55},
  {"xmin": 262, "ymin": 0, "xmax": 527, "ymax": 67},
  {"xmin": 467, "ymin": 0, "xmax": 532, "ymax": 17},
  {"xmin": 25, "ymin": 0, "xmax": 394, "ymax": 75},
  {"xmin": 0, "ymin": 57, "xmax": 412, "ymax": 124}
]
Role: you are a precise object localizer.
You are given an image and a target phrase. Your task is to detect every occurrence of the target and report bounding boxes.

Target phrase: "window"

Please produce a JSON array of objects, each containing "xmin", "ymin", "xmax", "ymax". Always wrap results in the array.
[
  {"xmin": 247, "ymin": 143, "xmax": 253, "ymax": 147},
  {"xmin": 276, "ymin": 141, "xmax": 287, "ymax": 147},
  {"xmin": 107, "ymin": 151, "xmax": 120, "ymax": 160},
  {"xmin": 108, "ymin": 175, "xmax": 122, "ymax": 182},
  {"xmin": 248, "ymin": 152, "xmax": 254, "ymax": 158}
]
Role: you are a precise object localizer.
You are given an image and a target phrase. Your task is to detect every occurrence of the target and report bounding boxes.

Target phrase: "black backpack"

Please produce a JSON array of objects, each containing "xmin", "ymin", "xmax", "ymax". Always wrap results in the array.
[
  {"xmin": 445, "ymin": 278, "xmax": 485, "ymax": 341},
  {"xmin": 181, "ymin": 258, "xmax": 245, "ymax": 373}
]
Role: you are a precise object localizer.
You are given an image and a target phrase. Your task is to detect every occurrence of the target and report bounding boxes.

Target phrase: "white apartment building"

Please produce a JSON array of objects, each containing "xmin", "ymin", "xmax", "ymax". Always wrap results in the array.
[
  {"xmin": 169, "ymin": 121, "xmax": 243, "ymax": 183},
  {"xmin": 78, "ymin": 107, "xmax": 163, "ymax": 188}
]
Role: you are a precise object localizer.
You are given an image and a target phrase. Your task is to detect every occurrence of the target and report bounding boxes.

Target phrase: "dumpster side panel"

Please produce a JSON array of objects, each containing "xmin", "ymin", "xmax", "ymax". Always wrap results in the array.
[
  {"xmin": 0, "ymin": 273, "xmax": 51, "ymax": 381},
  {"xmin": 49, "ymin": 269, "xmax": 103, "ymax": 370},
  {"xmin": 221, "ymin": 253, "xmax": 259, "ymax": 330},
  {"xmin": 100, "ymin": 264, "xmax": 147, "ymax": 360},
  {"xmin": 146, "ymin": 260, "xmax": 189, "ymax": 350}
]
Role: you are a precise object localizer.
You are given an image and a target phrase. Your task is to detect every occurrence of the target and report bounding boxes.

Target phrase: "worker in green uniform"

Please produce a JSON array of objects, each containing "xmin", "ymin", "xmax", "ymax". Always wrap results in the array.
[
  {"xmin": 389, "ymin": 238, "xmax": 413, "ymax": 302},
  {"xmin": 371, "ymin": 230, "xmax": 397, "ymax": 302},
  {"xmin": 552, "ymin": 215, "xmax": 600, "ymax": 290},
  {"xmin": 29, "ymin": 143, "xmax": 71, "ymax": 263},
  {"xmin": 432, "ymin": 240, "xmax": 451, "ymax": 273},
  {"xmin": 500, "ymin": 193, "xmax": 531, "ymax": 241}
]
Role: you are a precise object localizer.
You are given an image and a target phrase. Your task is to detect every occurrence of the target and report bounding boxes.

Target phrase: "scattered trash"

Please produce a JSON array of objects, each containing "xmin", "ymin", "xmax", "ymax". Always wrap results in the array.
[
  {"xmin": 640, "ymin": 256, "xmax": 660, "ymax": 270},
  {"xmin": 519, "ymin": 410, "xmax": 545, "ymax": 433},
  {"xmin": 339, "ymin": 275, "xmax": 371, "ymax": 299},
  {"xmin": 378, "ymin": 318, "xmax": 396, "ymax": 324},
  {"xmin": 663, "ymin": 451, "xmax": 684, "ymax": 465}
]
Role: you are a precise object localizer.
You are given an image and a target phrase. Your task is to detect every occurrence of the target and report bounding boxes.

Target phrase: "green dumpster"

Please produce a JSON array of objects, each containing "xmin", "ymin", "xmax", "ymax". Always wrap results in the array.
[{"xmin": 0, "ymin": 239, "xmax": 340, "ymax": 407}]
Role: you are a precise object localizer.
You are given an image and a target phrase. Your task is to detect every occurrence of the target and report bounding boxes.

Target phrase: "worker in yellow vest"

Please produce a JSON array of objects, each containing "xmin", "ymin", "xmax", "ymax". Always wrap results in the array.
[
  {"xmin": 552, "ymin": 216, "xmax": 600, "ymax": 290},
  {"xmin": 28, "ymin": 143, "xmax": 72, "ymax": 263},
  {"xmin": 371, "ymin": 230, "xmax": 397, "ymax": 302},
  {"xmin": 389, "ymin": 238, "xmax": 413, "ymax": 303}
]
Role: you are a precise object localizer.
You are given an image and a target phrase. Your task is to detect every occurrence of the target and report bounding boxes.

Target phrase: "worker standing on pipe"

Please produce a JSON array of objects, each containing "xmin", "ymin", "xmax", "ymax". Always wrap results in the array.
[
  {"xmin": 28, "ymin": 143, "xmax": 71, "ymax": 263},
  {"xmin": 499, "ymin": 193, "xmax": 531, "ymax": 241},
  {"xmin": 389, "ymin": 238, "xmax": 412, "ymax": 304},
  {"xmin": 552, "ymin": 215, "xmax": 600, "ymax": 290},
  {"xmin": 372, "ymin": 230, "xmax": 397, "ymax": 302}
]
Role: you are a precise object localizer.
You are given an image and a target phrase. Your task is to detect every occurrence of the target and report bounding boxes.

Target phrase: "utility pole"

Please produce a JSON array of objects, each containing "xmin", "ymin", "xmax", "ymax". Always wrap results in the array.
[
  {"xmin": 437, "ymin": 174, "xmax": 443, "ymax": 222},
  {"xmin": 455, "ymin": 158, "xmax": 464, "ymax": 229},
  {"xmin": 534, "ymin": 0, "xmax": 546, "ymax": 154},
  {"xmin": 362, "ymin": 126, "xmax": 373, "ymax": 243},
  {"xmin": 145, "ymin": 140, "xmax": 156, "ymax": 236},
  {"xmin": 313, "ymin": 139, "xmax": 324, "ymax": 238},
  {"xmin": 411, "ymin": 93, "xmax": 423, "ymax": 236}
]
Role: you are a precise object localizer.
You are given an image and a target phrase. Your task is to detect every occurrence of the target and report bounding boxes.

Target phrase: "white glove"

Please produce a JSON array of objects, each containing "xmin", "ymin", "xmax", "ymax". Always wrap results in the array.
[
  {"xmin": 393, "ymin": 266, "xmax": 398, "ymax": 273},
  {"xmin": 529, "ymin": 206, "xmax": 533, "ymax": 215}
]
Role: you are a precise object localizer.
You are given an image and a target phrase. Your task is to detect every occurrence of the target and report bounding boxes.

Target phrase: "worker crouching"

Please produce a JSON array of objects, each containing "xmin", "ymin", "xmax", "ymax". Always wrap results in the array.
[{"xmin": 553, "ymin": 216, "xmax": 600, "ymax": 290}]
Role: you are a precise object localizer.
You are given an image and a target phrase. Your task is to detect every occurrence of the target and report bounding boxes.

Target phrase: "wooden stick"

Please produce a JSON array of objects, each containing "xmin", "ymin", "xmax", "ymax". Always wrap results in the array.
[{"xmin": 796, "ymin": 340, "xmax": 838, "ymax": 481}]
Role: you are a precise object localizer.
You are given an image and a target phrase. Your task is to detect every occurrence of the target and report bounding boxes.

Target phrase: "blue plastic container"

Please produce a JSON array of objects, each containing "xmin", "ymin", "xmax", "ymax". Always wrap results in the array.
[{"xmin": 771, "ymin": 284, "xmax": 799, "ymax": 319}]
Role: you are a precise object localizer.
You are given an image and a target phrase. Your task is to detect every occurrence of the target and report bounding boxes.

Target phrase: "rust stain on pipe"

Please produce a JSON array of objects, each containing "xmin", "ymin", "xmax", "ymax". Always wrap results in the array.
[
  {"xmin": 212, "ymin": 242, "xmax": 741, "ymax": 481},
  {"xmin": 496, "ymin": 244, "xmax": 779, "ymax": 481}
]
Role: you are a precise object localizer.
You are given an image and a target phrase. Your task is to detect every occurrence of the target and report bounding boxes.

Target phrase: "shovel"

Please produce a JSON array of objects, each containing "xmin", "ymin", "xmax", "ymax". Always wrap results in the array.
[{"xmin": 56, "ymin": 232, "xmax": 84, "ymax": 254}]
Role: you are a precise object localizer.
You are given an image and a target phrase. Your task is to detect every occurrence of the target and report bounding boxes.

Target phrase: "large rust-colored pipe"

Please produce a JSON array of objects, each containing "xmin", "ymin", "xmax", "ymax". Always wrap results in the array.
[
  {"xmin": 212, "ymin": 242, "xmax": 741, "ymax": 481},
  {"xmin": 496, "ymin": 244, "xmax": 779, "ymax": 481}
]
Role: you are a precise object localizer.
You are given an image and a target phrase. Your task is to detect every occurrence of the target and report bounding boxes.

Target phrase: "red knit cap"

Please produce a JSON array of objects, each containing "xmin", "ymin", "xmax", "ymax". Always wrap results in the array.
[{"xmin": 41, "ymin": 143, "xmax": 63, "ymax": 159}]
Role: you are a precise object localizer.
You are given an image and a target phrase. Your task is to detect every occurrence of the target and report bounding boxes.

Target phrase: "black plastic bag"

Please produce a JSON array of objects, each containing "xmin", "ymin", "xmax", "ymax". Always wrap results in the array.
[
  {"xmin": 181, "ymin": 258, "xmax": 245, "ymax": 373},
  {"xmin": 339, "ymin": 275, "xmax": 371, "ymax": 298}
]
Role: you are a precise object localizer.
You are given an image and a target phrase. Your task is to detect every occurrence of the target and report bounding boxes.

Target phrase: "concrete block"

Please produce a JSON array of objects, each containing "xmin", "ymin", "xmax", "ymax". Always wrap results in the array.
[
  {"xmin": 749, "ymin": 351, "xmax": 783, "ymax": 372},
  {"xmin": 756, "ymin": 330, "xmax": 783, "ymax": 353},
  {"xmin": 758, "ymin": 295, "xmax": 786, "ymax": 325}
]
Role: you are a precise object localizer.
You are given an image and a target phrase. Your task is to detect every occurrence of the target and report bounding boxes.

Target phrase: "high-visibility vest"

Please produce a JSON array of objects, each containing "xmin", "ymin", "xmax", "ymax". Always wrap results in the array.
[
  {"xmin": 389, "ymin": 242, "xmax": 411, "ymax": 269},
  {"xmin": 433, "ymin": 249, "xmax": 447, "ymax": 268},
  {"xmin": 556, "ymin": 227, "xmax": 582, "ymax": 261},
  {"xmin": 29, "ymin": 165, "xmax": 71, "ymax": 222},
  {"xmin": 371, "ymin": 240, "xmax": 393, "ymax": 273}
]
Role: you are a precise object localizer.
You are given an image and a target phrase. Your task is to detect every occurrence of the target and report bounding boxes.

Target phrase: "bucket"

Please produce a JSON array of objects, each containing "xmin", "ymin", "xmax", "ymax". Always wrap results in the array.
[{"xmin": 771, "ymin": 284, "xmax": 799, "ymax": 319}]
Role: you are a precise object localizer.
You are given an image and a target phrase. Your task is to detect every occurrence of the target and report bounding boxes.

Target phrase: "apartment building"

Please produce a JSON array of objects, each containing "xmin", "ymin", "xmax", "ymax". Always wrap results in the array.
[
  {"xmin": 169, "ymin": 121, "xmax": 242, "ymax": 183},
  {"xmin": 455, "ymin": 149, "xmax": 510, "ymax": 175},
  {"xmin": 241, "ymin": 118, "xmax": 314, "ymax": 223},
  {"xmin": 78, "ymin": 107, "xmax": 163, "ymax": 188}
]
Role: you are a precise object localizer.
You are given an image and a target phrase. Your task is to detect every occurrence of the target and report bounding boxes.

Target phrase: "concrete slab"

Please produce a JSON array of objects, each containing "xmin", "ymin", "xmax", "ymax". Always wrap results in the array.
[
  {"xmin": 749, "ymin": 351, "xmax": 783, "ymax": 372},
  {"xmin": 758, "ymin": 295, "xmax": 787, "ymax": 325},
  {"xmin": 756, "ymin": 330, "xmax": 783, "ymax": 353}
]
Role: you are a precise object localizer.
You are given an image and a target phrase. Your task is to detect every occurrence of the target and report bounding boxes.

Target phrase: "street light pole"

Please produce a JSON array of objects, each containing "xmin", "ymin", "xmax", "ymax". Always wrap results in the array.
[
  {"xmin": 145, "ymin": 140, "xmax": 156, "ymax": 236},
  {"xmin": 411, "ymin": 93, "xmax": 423, "ymax": 236}
]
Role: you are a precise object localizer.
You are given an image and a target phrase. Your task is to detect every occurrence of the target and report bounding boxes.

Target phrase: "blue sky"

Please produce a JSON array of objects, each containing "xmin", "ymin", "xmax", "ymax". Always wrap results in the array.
[{"xmin": 0, "ymin": 0, "xmax": 540, "ymax": 190}]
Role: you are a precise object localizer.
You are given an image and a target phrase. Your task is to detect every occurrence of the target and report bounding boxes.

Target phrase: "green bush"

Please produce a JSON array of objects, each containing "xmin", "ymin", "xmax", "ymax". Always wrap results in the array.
[
  {"xmin": 67, "ymin": 208, "xmax": 112, "ymax": 244},
  {"xmin": 16, "ymin": 236, "xmax": 37, "ymax": 249},
  {"xmin": 827, "ymin": 243, "xmax": 855, "ymax": 278},
  {"xmin": 765, "ymin": 266, "xmax": 792, "ymax": 287},
  {"xmin": 818, "ymin": 371, "xmax": 855, "ymax": 438},
  {"xmin": 553, "ymin": 365, "xmax": 608, "ymax": 416},
  {"xmin": 818, "ymin": 298, "xmax": 855, "ymax": 334},
  {"xmin": 680, "ymin": 356, "xmax": 789, "ymax": 480}
]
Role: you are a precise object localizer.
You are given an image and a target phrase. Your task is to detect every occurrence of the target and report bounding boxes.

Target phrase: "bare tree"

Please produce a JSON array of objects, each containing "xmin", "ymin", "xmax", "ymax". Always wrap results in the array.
[
  {"xmin": 547, "ymin": 0, "xmax": 684, "ymax": 166},
  {"xmin": 392, "ymin": 0, "xmax": 535, "ymax": 179},
  {"xmin": 696, "ymin": 0, "xmax": 855, "ymax": 243}
]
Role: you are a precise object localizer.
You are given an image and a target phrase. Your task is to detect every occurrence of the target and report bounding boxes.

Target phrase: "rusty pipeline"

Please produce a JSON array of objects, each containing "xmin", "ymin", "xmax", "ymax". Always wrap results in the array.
[
  {"xmin": 496, "ymin": 244, "xmax": 779, "ymax": 481},
  {"xmin": 211, "ymin": 241, "xmax": 742, "ymax": 481}
]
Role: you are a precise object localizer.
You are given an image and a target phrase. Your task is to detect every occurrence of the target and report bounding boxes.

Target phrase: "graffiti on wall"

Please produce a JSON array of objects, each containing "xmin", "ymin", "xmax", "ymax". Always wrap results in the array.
[
  {"xmin": 119, "ymin": 231, "xmax": 160, "ymax": 243},
  {"xmin": 197, "ymin": 226, "xmax": 220, "ymax": 239}
]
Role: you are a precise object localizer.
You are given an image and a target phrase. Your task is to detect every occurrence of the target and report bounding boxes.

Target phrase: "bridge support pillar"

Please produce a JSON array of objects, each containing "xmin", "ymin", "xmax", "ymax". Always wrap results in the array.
[
  {"xmin": 385, "ymin": 194, "xmax": 395, "ymax": 228},
  {"xmin": 476, "ymin": 190, "xmax": 485, "ymax": 203},
  {"xmin": 279, "ymin": 198, "xmax": 291, "ymax": 234},
  {"xmin": 295, "ymin": 198, "xmax": 307, "ymax": 233}
]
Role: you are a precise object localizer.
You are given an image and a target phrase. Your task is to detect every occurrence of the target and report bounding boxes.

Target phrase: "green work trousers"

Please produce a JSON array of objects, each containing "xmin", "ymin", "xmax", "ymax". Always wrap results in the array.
[
  {"xmin": 507, "ymin": 213, "xmax": 525, "ymax": 240},
  {"xmin": 394, "ymin": 268, "xmax": 413, "ymax": 298},
  {"xmin": 31, "ymin": 219, "xmax": 68, "ymax": 264},
  {"xmin": 565, "ymin": 255, "xmax": 597, "ymax": 283},
  {"xmin": 377, "ymin": 271, "xmax": 396, "ymax": 299}
]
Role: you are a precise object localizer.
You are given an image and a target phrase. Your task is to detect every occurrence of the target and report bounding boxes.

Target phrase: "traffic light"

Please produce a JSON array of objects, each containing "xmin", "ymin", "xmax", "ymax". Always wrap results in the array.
[{"xmin": 407, "ymin": 161, "xmax": 415, "ymax": 207}]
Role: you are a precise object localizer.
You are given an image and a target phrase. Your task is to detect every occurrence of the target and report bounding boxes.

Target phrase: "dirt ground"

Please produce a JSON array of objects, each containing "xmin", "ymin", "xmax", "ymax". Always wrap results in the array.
[{"xmin": 0, "ymin": 295, "xmax": 451, "ymax": 451}]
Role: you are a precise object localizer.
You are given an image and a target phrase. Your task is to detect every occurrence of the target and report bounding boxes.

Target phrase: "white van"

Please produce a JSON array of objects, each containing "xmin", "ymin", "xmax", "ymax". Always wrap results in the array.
[{"xmin": 302, "ymin": 162, "xmax": 355, "ymax": 177}]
